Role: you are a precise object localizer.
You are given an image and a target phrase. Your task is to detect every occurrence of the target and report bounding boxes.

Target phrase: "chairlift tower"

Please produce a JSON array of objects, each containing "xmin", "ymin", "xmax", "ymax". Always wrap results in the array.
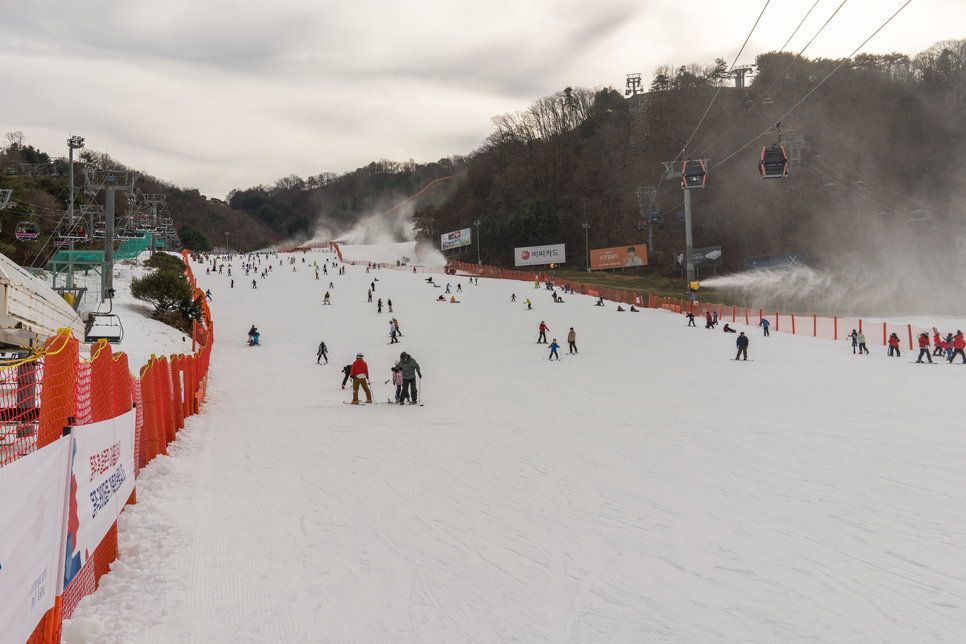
[
  {"xmin": 0, "ymin": 189, "xmax": 10, "ymax": 210},
  {"xmin": 636, "ymin": 187, "xmax": 658, "ymax": 254},
  {"xmin": 64, "ymin": 136, "xmax": 85, "ymax": 289},
  {"xmin": 83, "ymin": 168, "xmax": 138, "ymax": 301},
  {"xmin": 143, "ymin": 194, "xmax": 167, "ymax": 252},
  {"xmin": 625, "ymin": 73, "xmax": 648, "ymax": 114},
  {"xmin": 731, "ymin": 65, "xmax": 755, "ymax": 88},
  {"xmin": 663, "ymin": 158, "xmax": 710, "ymax": 301}
]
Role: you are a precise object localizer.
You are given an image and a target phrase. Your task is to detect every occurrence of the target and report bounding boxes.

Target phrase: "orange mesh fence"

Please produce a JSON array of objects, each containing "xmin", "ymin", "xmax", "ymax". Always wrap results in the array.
[{"xmin": 0, "ymin": 357, "xmax": 42, "ymax": 468}]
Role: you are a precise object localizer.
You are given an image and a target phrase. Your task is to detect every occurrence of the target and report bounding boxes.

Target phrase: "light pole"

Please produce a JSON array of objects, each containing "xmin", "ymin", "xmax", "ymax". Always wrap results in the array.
[
  {"xmin": 474, "ymin": 219, "xmax": 481, "ymax": 265},
  {"xmin": 582, "ymin": 223, "xmax": 590, "ymax": 272}
]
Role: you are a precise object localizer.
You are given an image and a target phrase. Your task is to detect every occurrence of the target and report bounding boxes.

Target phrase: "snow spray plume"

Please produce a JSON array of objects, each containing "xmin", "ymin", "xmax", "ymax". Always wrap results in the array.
[{"xmin": 333, "ymin": 200, "xmax": 417, "ymax": 246}]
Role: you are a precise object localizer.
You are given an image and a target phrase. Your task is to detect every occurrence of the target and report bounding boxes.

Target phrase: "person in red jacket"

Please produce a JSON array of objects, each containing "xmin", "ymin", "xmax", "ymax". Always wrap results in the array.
[
  {"xmin": 887, "ymin": 333, "xmax": 901, "ymax": 357},
  {"xmin": 538, "ymin": 321, "xmax": 549, "ymax": 344},
  {"xmin": 915, "ymin": 332, "xmax": 933, "ymax": 363},
  {"xmin": 349, "ymin": 352, "xmax": 372, "ymax": 403},
  {"xmin": 933, "ymin": 329, "xmax": 944, "ymax": 357},
  {"xmin": 949, "ymin": 331, "xmax": 966, "ymax": 364}
]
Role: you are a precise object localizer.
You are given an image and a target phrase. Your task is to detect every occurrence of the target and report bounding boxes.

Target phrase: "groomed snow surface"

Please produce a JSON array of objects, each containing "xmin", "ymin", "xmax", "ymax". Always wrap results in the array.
[{"xmin": 63, "ymin": 248, "xmax": 966, "ymax": 643}]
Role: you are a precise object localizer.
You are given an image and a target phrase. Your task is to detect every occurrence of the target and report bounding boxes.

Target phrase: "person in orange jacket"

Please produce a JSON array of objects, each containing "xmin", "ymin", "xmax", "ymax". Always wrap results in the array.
[
  {"xmin": 349, "ymin": 352, "xmax": 372, "ymax": 403},
  {"xmin": 949, "ymin": 331, "xmax": 966, "ymax": 364},
  {"xmin": 915, "ymin": 332, "xmax": 933, "ymax": 363}
]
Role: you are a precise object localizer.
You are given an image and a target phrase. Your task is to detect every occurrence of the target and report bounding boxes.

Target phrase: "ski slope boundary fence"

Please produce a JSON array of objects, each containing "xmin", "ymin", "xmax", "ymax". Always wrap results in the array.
[
  {"xmin": 0, "ymin": 250, "xmax": 213, "ymax": 644},
  {"xmin": 318, "ymin": 246, "xmax": 943, "ymax": 352}
]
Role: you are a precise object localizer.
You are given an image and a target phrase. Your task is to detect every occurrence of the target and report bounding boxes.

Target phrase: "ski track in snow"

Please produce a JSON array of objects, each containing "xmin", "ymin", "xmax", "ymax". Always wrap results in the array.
[{"xmin": 62, "ymin": 250, "xmax": 966, "ymax": 643}]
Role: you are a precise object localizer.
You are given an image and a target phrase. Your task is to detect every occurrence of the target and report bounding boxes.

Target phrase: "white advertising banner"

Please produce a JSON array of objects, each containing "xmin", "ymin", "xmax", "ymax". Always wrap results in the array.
[
  {"xmin": 0, "ymin": 437, "xmax": 71, "ymax": 644},
  {"xmin": 514, "ymin": 243, "xmax": 566, "ymax": 267},
  {"xmin": 440, "ymin": 228, "xmax": 471, "ymax": 251},
  {"xmin": 64, "ymin": 410, "xmax": 136, "ymax": 588}
]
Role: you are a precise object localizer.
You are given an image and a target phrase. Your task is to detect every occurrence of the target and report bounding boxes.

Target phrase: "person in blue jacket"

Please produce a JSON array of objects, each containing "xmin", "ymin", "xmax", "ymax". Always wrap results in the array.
[
  {"xmin": 758, "ymin": 318, "xmax": 770, "ymax": 336},
  {"xmin": 736, "ymin": 332, "xmax": 749, "ymax": 360},
  {"xmin": 548, "ymin": 339, "xmax": 560, "ymax": 360}
]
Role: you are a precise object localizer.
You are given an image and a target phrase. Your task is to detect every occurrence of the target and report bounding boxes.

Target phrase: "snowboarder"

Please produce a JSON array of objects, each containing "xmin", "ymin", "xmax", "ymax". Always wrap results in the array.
[
  {"xmin": 722, "ymin": 324, "xmax": 736, "ymax": 333},
  {"xmin": 392, "ymin": 318, "xmax": 402, "ymax": 336},
  {"xmin": 595, "ymin": 296, "xmax": 604, "ymax": 306},
  {"xmin": 398, "ymin": 352, "xmax": 422, "ymax": 404},
  {"xmin": 888, "ymin": 333, "xmax": 901, "ymax": 357},
  {"xmin": 323, "ymin": 292, "xmax": 331, "ymax": 305},
  {"xmin": 567, "ymin": 328, "xmax": 577, "ymax": 354},
  {"xmin": 687, "ymin": 311, "xmax": 695, "ymax": 327},
  {"xmin": 538, "ymin": 321, "xmax": 549, "ymax": 344},
  {"xmin": 758, "ymin": 318, "xmax": 770, "ymax": 336},
  {"xmin": 915, "ymin": 333, "xmax": 932, "ymax": 363},
  {"xmin": 349, "ymin": 353, "xmax": 373, "ymax": 403},
  {"xmin": 736, "ymin": 332, "xmax": 749, "ymax": 360},
  {"xmin": 856, "ymin": 331, "xmax": 869, "ymax": 354},
  {"xmin": 317, "ymin": 341, "xmax": 328, "ymax": 364},
  {"xmin": 950, "ymin": 331, "xmax": 966, "ymax": 363},
  {"xmin": 389, "ymin": 320, "xmax": 398, "ymax": 343},
  {"xmin": 548, "ymin": 339, "xmax": 560, "ymax": 360}
]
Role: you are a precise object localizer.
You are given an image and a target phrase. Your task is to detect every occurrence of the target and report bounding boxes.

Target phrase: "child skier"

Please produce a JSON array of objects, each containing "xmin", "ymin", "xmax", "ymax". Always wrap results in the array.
[
  {"xmin": 317, "ymin": 341, "xmax": 328, "ymax": 364},
  {"xmin": 392, "ymin": 365, "xmax": 407, "ymax": 403},
  {"xmin": 548, "ymin": 339, "xmax": 560, "ymax": 360},
  {"xmin": 538, "ymin": 321, "xmax": 549, "ymax": 344}
]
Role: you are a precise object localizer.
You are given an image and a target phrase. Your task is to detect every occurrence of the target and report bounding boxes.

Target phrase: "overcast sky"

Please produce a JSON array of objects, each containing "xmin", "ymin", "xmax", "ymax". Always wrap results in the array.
[{"xmin": 1, "ymin": 0, "xmax": 961, "ymax": 199}]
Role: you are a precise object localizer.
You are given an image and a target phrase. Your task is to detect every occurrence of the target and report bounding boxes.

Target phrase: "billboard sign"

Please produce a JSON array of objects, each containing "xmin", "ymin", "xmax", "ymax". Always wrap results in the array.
[
  {"xmin": 514, "ymin": 244, "xmax": 565, "ymax": 267},
  {"xmin": 673, "ymin": 246, "xmax": 722, "ymax": 270},
  {"xmin": 744, "ymin": 252, "xmax": 808, "ymax": 270},
  {"xmin": 591, "ymin": 245, "xmax": 647, "ymax": 270},
  {"xmin": 440, "ymin": 228, "xmax": 471, "ymax": 251}
]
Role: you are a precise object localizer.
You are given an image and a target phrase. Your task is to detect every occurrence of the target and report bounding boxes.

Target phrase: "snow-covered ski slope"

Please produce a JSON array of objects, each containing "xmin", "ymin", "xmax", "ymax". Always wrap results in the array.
[{"xmin": 66, "ymin": 248, "xmax": 966, "ymax": 643}]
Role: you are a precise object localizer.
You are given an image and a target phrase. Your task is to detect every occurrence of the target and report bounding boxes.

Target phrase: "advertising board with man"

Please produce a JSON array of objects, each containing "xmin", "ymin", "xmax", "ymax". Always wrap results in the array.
[{"xmin": 590, "ymin": 245, "xmax": 647, "ymax": 270}]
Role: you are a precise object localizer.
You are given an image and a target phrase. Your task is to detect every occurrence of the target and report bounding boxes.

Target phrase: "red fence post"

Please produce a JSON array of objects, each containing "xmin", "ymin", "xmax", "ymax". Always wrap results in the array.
[
  {"xmin": 814, "ymin": 314, "xmax": 817, "ymax": 337},
  {"xmin": 907, "ymin": 324, "xmax": 913, "ymax": 350}
]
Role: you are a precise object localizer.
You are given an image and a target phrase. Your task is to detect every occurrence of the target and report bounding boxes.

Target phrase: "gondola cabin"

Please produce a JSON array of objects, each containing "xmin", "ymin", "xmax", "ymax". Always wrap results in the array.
[
  {"xmin": 682, "ymin": 160, "xmax": 706, "ymax": 189},
  {"xmin": 759, "ymin": 146, "xmax": 788, "ymax": 179},
  {"xmin": 14, "ymin": 222, "xmax": 39, "ymax": 241}
]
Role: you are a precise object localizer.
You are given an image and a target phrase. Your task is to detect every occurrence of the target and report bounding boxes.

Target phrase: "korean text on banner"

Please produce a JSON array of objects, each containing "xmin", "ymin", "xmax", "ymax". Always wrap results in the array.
[
  {"xmin": 0, "ymin": 437, "xmax": 71, "ymax": 644},
  {"xmin": 591, "ymin": 245, "xmax": 647, "ymax": 270},
  {"xmin": 63, "ymin": 409, "xmax": 136, "ymax": 588},
  {"xmin": 514, "ymin": 244, "xmax": 566, "ymax": 267}
]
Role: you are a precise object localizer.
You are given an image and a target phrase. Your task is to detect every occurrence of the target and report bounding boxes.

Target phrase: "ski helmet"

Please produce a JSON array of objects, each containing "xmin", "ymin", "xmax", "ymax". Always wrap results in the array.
[{"xmin": 357, "ymin": 352, "xmax": 363, "ymax": 358}]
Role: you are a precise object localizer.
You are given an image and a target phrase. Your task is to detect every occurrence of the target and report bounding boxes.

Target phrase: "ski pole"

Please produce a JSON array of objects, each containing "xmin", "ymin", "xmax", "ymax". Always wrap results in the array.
[{"xmin": 544, "ymin": 347, "xmax": 550, "ymax": 359}]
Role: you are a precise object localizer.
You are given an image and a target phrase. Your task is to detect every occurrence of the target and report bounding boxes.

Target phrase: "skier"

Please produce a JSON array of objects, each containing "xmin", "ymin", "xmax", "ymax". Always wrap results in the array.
[
  {"xmin": 950, "ymin": 330, "xmax": 966, "ymax": 363},
  {"xmin": 317, "ymin": 341, "xmax": 328, "ymax": 364},
  {"xmin": 736, "ymin": 332, "xmax": 749, "ymax": 361},
  {"xmin": 457, "ymin": 283, "xmax": 462, "ymax": 292},
  {"xmin": 758, "ymin": 318, "xmax": 770, "ymax": 336},
  {"xmin": 888, "ymin": 333, "xmax": 901, "ymax": 357},
  {"xmin": 705, "ymin": 312, "xmax": 713, "ymax": 329},
  {"xmin": 445, "ymin": 284, "xmax": 451, "ymax": 293},
  {"xmin": 856, "ymin": 331, "xmax": 869, "ymax": 354},
  {"xmin": 368, "ymin": 289, "xmax": 372, "ymax": 303},
  {"xmin": 231, "ymin": 279, "xmax": 234, "ymax": 288},
  {"xmin": 323, "ymin": 291, "xmax": 331, "ymax": 305},
  {"xmin": 538, "ymin": 321, "xmax": 549, "ymax": 344},
  {"xmin": 849, "ymin": 329, "xmax": 858, "ymax": 354},
  {"xmin": 329, "ymin": 282, "xmax": 334, "ymax": 289},
  {"xmin": 377, "ymin": 298, "xmax": 383, "ymax": 313},
  {"xmin": 389, "ymin": 320, "xmax": 398, "ymax": 344},
  {"xmin": 712, "ymin": 311, "xmax": 718, "ymax": 327},
  {"xmin": 370, "ymin": 281, "xmax": 375, "ymax": 291},
  {"xmin": 526, "ymin": 299, "xmax": 532, "ymax": 310},
  {"xmin": 933, "ymin": 329, "xmax": 944, "ymax": 357},
  {"xmin": 548, "ymin": 339, "xmax": 560, "ymax": 360},
  {"xmin": 595, "ymin": 295, "xmax": 604, "ymax": 306},
  {"xmin": 915, "ymin": 333, "xmax": 932, "ymax": 363},
  {"xmin": 687, "ymin": 311, "xmax": 696, "ymax": 327},
  {"xmin": 341, "ymin": 364, "xmax": 352, "ymax": 389},
  {"xmin": 252, "ymin": 279, "xmax": 257, "ymax": 289},
  {"xmin": 205, "ymin": 289, "xmax": 212, "ymax": 301},
  {"xmin": 349, "ymin": 353, "xmax": 373, "ymax": 403},
  {"xmin": 511, "ymin": 294, "xmax": 516, "ymax": 302},
  {"xmin": 397, "ymin": 352, "xmax": 422, "ymax": 404},
  {"xmin": 567, "ymin": 327, "xmax": 577, "ymax": 354},
  {"xmin": 388, "ymin": 299, "xmax": 393, "ymax": 312},
  {"xmin": 392, "ymin": 365, "xmax": 406, "ymax": 403}
]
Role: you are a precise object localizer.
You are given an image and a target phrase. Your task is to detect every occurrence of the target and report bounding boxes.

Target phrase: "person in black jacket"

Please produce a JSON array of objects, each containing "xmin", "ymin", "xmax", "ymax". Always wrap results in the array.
[
  {"xmin": 736, "ymin": 332, "xmax": 749, "ymax": 360},
  {"xmin": 341, "ymin": 364, "xmax": 352, "ymax": 389}
]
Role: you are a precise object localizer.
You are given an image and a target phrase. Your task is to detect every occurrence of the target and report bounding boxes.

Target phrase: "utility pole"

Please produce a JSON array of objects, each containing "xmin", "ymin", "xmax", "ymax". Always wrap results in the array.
[
  {"xmin": 582, "ymin": 223, "xmax": 590, "ymax": 271},
  {"xmin": 474, "ymin": 219, "xmax": 481, "ymax": 265},
  {"xmin": 66, "ymin": 135, "xmax": 84, "ymax": 289},
  {"xmin": 663, "ymin": 158, "xmax": 709, "ymax": 302}
]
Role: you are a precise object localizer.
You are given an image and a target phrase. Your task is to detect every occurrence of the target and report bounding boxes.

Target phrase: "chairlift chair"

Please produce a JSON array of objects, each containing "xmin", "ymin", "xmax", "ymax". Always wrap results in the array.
[
  {"xmin": 682, "ymin": 160, "xmax": 707, "ymax": 190},
  {"xmin": 907, "ymin": 209, "xmax": 931, "ymax": 221},
  {"xmin": 14, "ymin": 222, "xmax": 39, "ymax": 241},
  {"xmin": 85, "ymin": 312, "xmax": 124, "ymax": 344},
  {"xmin": 56, "ymin": 223, "xmax": 89, "ymax": 242},
  {"xmin": 759, "ymin": 146, "xmax": 788, "ymax": 179}
]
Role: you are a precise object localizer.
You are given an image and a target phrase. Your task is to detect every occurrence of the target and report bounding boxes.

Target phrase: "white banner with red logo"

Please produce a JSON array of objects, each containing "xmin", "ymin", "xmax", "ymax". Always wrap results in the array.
[
  {"xmin": 514, "ymin": 244, "xmax": 566, "ymax": 267},
  {"xmin": 0, "ymin": 437, "xmax": 72, "ymax": 644},
  {"xmin": 63, "ymin": 410, "xmax": 136, "ymax": 588}
]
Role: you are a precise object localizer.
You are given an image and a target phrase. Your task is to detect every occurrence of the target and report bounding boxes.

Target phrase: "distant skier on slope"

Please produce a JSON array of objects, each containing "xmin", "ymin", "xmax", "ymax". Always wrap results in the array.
[
  {"xmin": 317, "ymin": 341, "xmax": 328, "ymax": 364},
  {"xmin": 950, "ymin": 331, "xmax": 966, "ymax": 363},
  {"xmin": 568, "ymin": 328, "xmax": 577, "ymax": 354},
  {"xmin": 915, "ymin": 333, "xmax": 932, "ymax": 363},
  {"xmin": 548, "ymin": 339, "xmax": 560, "ymax": 360},
  {"xmin": 736, "ymin": 332, "xmax": 749, "ymax": 361},
  {"xmin": 538, "ymin": 321, "xmax": 549, "ymax": 344}
]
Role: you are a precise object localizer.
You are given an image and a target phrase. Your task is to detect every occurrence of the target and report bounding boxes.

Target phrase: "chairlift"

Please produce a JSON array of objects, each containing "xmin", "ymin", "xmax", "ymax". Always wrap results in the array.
[
  {"xmin": 759, "ymin": 146, "xmax": 788, "ymax": 179},
  {"xmin": 907, "ymin": 209, "xmax": 931, "ymax": 221},
  {"xmin": 762, "ymin": 95, "xmax": 774, "ymax": 105},
  {"xmin": 117, "ymin": 228, "xmax": 144, "ymax": 239},
  {"xmin": 85, "ymin": 312, "xmax": 124, "ymax": 344},
  {"xmin": 682, "ymin": 160, "xmax": 706, "ymax": 190},
  {"xmin": 14, "ymin": 222, "xmax": 39, "ymax": 241}
]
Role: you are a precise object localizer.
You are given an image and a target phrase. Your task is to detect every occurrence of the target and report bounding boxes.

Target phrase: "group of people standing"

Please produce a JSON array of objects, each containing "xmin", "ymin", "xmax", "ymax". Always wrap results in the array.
[{"xmin": 538, "ymin": 322, "xmax": 578, "ymax": 360}]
